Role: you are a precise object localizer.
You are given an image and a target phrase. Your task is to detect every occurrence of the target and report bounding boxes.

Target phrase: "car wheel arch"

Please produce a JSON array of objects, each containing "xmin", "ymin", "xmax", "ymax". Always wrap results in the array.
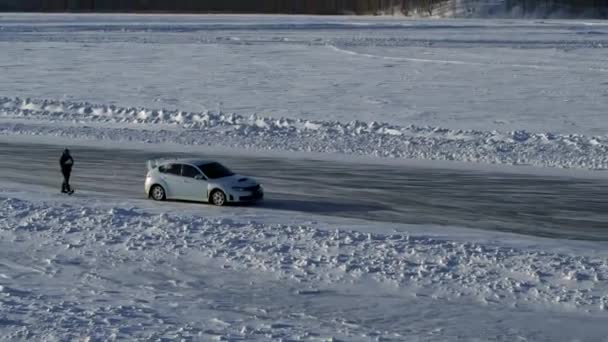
[{"xmin": 150, "ymin": 179, "xmax": 170, "ymax": 195}]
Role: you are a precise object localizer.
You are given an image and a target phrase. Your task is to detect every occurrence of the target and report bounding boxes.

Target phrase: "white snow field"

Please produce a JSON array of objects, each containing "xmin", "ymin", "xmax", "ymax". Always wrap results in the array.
[
  {"xmin": 0, "ymin": 14, "xmax": 608, "ymax": 169},
  {"xmin": 2, "ymin": 96, "xmax": 608, "ymax": 170},
  {"xmin": 1, "ymin": 13, "xmax": 608, "ymax": 341},
  {"xmin": 1, "ymin": 184, "xmax": 608, "ymax": 341}
]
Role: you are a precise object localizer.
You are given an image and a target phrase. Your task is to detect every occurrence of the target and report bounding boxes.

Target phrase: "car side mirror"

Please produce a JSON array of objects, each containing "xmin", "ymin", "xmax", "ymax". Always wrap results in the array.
[{"xmin": 194, "ymin": 174, "xmax": 205, "ymax": 180}]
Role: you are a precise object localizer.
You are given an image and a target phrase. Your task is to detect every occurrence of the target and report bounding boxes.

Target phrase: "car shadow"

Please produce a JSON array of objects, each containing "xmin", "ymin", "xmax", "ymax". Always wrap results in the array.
[
  {"xmin": 167, "ymin": 195, "xmax": 390, "ymax": 218},
  {"xmin": 238, "ymin": 197, "xmax": 390, "ymax": 216}
]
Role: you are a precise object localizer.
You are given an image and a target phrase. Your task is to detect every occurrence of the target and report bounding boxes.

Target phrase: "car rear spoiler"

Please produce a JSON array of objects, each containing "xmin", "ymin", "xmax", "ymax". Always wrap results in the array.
[{"xmin": 146, "ymin": 158, "xmax": 171, "ymax": 171}]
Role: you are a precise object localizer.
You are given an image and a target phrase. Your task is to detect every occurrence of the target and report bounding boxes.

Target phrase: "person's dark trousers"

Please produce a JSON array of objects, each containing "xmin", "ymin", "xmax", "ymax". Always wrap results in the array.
[{"xmin": 62, "ymin": 171, "xmax": 71, "ymax": 193}]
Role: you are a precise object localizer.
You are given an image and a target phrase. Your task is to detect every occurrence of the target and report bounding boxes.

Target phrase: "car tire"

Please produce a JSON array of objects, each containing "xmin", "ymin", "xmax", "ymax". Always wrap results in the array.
[
  {"xmin": 210, "ymin": 190, "xmax": 227, "ymax": 206},
  {"xmin": 150, "ymin": 185, "xmax": 166, "ymax": 201}
]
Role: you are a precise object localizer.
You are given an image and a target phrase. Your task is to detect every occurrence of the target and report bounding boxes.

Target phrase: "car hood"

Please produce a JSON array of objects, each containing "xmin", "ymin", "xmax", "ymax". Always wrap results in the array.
[{"xmin": 213, "ymin": 174, "xmax": 259, "ymax": 188}]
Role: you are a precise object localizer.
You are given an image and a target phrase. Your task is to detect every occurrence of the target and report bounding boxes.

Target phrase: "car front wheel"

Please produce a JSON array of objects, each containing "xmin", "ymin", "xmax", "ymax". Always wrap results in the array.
[{"xmin": 210, "ymin": 190, "xmax": 226, "ymax": 206}]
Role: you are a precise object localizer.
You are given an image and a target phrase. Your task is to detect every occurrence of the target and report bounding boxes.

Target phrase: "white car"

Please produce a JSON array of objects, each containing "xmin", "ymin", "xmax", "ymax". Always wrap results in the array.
[{"xmin": 145, "ymin": 158, "xmax": 263, "ymax": 206}]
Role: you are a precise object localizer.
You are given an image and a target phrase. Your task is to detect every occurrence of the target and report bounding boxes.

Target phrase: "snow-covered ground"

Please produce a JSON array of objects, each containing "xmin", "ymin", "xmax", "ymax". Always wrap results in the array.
[
  {"xmin": 1, "ymin": 13, "xmax": 608, "ymax": 341},
  {"xmin": 2, "ymin": 96, "xmax": 608, "ymax": 169},
  {"xmin": 1, "ymin": 184, "xmax": 608, "ymax": 341},
  {"xmin": 1, "ymin": 14, "xmax": 608, "ymax": 169}
]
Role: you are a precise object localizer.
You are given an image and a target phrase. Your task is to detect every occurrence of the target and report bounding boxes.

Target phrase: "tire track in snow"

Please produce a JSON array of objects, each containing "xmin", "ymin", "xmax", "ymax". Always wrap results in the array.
[{"xmin": 326, "ymin": 44, "xmax": 608, "ymax": 72}]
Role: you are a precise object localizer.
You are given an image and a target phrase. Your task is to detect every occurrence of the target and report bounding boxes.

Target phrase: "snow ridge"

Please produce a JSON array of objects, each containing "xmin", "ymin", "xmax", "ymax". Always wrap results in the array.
[
  {"xmin": 2, "ymin": 195, "xmax": 607, "ymax": 314},
  {"xmin": 1, "ymin": 97, "xmax": 608, "ymax": 170}
]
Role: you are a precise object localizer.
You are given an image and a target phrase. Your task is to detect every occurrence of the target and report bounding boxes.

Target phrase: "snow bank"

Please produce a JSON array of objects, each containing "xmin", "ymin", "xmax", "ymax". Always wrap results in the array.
[
  {"xmin": 2, "ymin": 190, "xmax": 608, "ymax": 340},
  {"xmin": 2, "ymin": 97, "xmax": 607, "ymax": 170},
  {"xmin": 1, "ymin": 195, "xmax": 607, "ymax": 313}
]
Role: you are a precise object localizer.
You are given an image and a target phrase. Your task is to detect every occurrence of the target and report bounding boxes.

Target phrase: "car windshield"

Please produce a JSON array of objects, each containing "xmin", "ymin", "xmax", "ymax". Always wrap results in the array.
[{"xmin": 198, "ymin": 162, "xmax": 234, "ymax": 179}]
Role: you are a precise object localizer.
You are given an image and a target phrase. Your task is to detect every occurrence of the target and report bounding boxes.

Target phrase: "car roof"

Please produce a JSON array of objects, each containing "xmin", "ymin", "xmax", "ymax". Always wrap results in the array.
[{"xmin": 162, "ymin": 158, "xmax": 216, "ymax": 166}]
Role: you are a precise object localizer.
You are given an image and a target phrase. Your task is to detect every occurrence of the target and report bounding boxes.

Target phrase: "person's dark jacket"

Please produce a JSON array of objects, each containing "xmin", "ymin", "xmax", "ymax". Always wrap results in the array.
[{"xmin": 60, "ymin": 150, "xmax": 74, "ymax": 174}]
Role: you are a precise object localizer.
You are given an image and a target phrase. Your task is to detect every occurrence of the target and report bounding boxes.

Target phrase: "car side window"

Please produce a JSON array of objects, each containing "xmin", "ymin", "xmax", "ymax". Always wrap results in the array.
[{"xmin": 182, "ymin": 164, "xmax": 202, "ymax": 179}]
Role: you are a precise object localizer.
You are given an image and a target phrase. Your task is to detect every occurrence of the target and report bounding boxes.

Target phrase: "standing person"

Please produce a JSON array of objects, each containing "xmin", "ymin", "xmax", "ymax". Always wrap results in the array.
[{"xmin": 60, "ymin": 148, "xmax": 74, "ymax": 194}]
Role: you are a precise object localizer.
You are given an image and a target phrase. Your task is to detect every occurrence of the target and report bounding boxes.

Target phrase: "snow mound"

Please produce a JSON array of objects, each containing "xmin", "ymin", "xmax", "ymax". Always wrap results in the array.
[
  {"xmin": 1, "ymin": 97, "xmax": 608, "ymax": 170},
  {"xmin": 1, "ymin": 195, "xmax": 607, "ymax": 314}
]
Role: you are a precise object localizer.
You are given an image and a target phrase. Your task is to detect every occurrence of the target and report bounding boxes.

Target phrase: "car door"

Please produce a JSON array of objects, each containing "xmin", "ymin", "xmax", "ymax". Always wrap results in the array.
[
  {"xmin": 180, "ymin": 164, "xmax": 209, "ymax": 202},
  {"xmin": 158, "ymin": 163, "xmax": 184, "ymax": 199}
]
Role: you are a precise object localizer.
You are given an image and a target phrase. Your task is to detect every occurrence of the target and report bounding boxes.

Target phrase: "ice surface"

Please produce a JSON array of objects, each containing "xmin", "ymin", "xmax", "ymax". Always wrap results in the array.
[{"xmin": 1, "ymin": 13, "xmax": 608, "ymax": 340}]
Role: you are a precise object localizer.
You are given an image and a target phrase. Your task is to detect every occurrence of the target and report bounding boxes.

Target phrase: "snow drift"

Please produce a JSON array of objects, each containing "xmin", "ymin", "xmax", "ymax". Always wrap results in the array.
[
  {"xmin": 1, "ymin": 192, "xmax": 607, "ymax": 339},
  {"xmin": 1, "ymin": 97, "xmax": 607, "ymax": 170}
]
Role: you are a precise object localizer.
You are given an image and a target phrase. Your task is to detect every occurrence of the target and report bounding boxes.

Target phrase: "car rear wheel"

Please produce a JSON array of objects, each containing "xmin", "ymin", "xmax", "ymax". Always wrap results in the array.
[
  {"xmin": 210, "ymin": 190, "xmax": 226, "ymax": 206},
  {"xmin": 150, "ymin": 185, "xmax": 166, "ymax": 201}
]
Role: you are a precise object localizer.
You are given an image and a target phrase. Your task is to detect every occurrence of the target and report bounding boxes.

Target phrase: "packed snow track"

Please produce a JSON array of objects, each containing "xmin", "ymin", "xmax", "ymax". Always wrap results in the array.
[{"xmin": 1, "ymin": 142, "xmax": 607, "ymax": 240}]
